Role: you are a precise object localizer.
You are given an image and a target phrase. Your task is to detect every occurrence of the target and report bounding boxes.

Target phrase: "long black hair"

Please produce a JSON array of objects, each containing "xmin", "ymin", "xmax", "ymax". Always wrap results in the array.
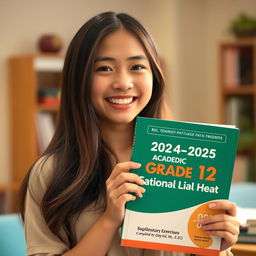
[{"xmin": 19, "ymin": 11, "xmax": 167, "ymax": 245}]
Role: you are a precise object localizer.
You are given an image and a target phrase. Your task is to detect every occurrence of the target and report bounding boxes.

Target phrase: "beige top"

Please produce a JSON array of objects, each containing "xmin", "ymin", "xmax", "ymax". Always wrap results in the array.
[{"xmin": 25, "ymin": 156, "xmax": 182, "ymax": 256}]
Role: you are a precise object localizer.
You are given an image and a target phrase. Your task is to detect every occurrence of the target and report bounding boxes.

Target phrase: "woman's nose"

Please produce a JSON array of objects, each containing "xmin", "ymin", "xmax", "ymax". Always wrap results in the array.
[{"xmin": 112, "ymin": 71, "xmax": 134, "ymax": 90}]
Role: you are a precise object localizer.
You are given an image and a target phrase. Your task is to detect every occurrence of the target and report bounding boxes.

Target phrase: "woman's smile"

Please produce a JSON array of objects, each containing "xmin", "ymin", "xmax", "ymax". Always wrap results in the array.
[
  {"xmin": 105, "ymin": 96, "xmax": 138, "ymax": 110},
  {"xmin": 106, "ymin": 96, "xmax": 135, "ymax": 105}
]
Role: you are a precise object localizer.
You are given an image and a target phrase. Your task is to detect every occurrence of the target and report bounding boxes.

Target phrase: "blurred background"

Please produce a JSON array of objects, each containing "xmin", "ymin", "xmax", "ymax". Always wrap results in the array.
[
  {"xmin": 1, "ymin": 0, "xmax": 256, "ymax": 206},
  {"xmin": 1, "ymin": 1, "xmax": 256, "ymax": 255}
]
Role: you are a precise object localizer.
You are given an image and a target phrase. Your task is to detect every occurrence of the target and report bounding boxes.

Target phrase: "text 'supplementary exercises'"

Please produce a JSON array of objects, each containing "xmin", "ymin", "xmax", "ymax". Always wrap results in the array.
[{"xmin": 121, "ymin": 117, "xmax": 240, "ymax": 256}]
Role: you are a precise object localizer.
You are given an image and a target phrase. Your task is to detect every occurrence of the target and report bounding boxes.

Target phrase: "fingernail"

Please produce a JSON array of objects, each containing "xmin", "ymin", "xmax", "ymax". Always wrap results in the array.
[
  {"xmin": 209, "ymin": 203, "xmax": 216, "ymax": 209},
  {"xmin": 139, "ymin": 179, "xmax": 145, "ymax": 185},
  {"xmin": 135, "ymin": 163, "xmax": 141, "ymax": 168},
  {"xmin": 141, "ymin": 187, "xmax": 146, "ymax": 193}
]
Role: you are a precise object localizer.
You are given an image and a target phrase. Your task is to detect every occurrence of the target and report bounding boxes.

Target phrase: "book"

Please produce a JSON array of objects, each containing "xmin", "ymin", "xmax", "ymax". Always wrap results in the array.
[
  {"xmin": 223, "ymin": 46, "xmax": 239, "ymax": 87},
  {"xmin": 223, "ymin": 46, "xmax": 253, "ymax": 87},
  {"xmin": 239, "ymin": 46, "xmax": 253, "ymax": 85},
  {"xmin": 38, "ymin": 88, "xmax": 60, "ymax": 106},
  {"xmin": 36, "ymin": 112, "xmax": 55, "ymax": 153},
  {"xmin": 226, "ymin": 97, "xmax": 241, "ymax": 127},
  {"xmin": 236, "ymin": 216, "xmax": 256, "ymax": 243},
  {"xmin": 247, "ymin": 219, "xmax": 256, "ymax": 234},
  {"xmin": 121, "ymin": 117, "xmax": 240, "ymax": 256},
  {"xmin": 238, "ymin": 229, "xmax": 256, "ymax": 244}
]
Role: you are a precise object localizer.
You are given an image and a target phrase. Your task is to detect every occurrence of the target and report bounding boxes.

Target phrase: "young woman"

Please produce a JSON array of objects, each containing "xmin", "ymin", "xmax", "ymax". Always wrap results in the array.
[{"xmin": 19, "ymin": 12, "xmax": 239, "ymax": 256}]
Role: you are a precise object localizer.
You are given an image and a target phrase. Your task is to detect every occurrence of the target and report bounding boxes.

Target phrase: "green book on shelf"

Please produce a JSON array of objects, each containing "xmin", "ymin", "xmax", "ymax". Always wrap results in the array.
[
  {"xmin": 121, "ymin": 117, "xmax": 240, "ymax": 256},
  {"xmin": 238, "ymin": 231, "xmax": 256, "ymax": 244}
]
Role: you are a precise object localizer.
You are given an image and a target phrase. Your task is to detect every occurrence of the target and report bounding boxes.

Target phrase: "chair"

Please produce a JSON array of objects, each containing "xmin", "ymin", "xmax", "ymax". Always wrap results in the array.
[
  {"xmin": 229, "ymin": 182, "xmax": 256, "ymax": 208},
  {"xmin": 0, "ymin": 214, "xmax": 26, "ymax": 256}
]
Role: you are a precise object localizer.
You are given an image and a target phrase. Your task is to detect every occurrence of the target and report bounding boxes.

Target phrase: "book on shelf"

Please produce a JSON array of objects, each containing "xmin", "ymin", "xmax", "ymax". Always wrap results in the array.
[
  {"xmin": 238, "ymin": 232, "xmax": 256, "ymax": 244},
  {"xmin": 36, "ymin": 112, "xmax": 55, "ymax": 153},
  {"xmin": 226, "ymin": 96, "xmax": 253, "ymax": 128},
  {"xmin": 38, "ymin": 88, "xmax": 60, "ymax": 106},
  {"xmin": 223, "ymin": 46, "xmax": 239, "ymax": 87},
  {"xmin": 226, "ymin": 97, "xmax": 241, "ymax": 127},
  {"xmin": 238, "ymin": 220, "xmax": 256, "ymax": 244},
  {"xmin": 239, "ymin": 46, "xmax": 253, "ymax": 85},
  {"xmin": 121, "ymin": 117, "xmax": 240, "ymax": 256},
  {"xmin": 223, "ymin": 46, "xmax": 253, "ymax": 87}
]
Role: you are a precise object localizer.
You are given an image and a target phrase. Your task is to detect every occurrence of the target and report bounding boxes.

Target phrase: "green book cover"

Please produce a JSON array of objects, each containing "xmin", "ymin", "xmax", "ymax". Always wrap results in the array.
[{"xmin": 121, "ymin": 117, "xmax": 240, "ymax": 256}]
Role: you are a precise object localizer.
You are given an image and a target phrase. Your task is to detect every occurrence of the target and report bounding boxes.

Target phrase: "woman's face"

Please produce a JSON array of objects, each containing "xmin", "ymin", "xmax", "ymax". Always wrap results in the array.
[{"xmin": 91, "ymin": 28, "xmax": 153, "ymax": 126}]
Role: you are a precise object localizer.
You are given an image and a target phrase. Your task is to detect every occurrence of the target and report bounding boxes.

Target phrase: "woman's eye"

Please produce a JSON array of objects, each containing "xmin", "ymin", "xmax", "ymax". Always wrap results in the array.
[
  {"xmin": 131, "ymin": 64, "xmax": 145, "ymax": 70},
  {"xmin": 96, "ymin": 66, "xmax": 113, "ymax": 72}
]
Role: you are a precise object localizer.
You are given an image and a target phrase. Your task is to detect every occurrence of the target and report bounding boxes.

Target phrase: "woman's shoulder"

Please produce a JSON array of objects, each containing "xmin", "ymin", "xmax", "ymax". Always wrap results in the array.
[
  {"xmin": 30, "ymin": 155, "xmax": 55, "ymax": 183},
  {"xmin": 28, "ymin": 154, "xmax": 55, "ymax": 201}
]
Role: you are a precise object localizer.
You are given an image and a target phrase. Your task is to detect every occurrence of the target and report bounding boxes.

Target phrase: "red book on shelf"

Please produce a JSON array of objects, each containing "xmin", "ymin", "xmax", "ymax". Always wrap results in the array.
[
  {"xmin": 224, "ymin": 47, "xmax": 239, "ymax": 87},
  {"xmin": 38, "ymin": 96, "xmax": 60, "ymax": 106}
]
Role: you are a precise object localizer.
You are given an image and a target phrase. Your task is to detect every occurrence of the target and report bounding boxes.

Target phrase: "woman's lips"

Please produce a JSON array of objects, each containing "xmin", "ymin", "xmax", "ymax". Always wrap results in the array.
[
  {"xmin": 105, "ymin": 96, "xmax": 137, "ymax": 109},
  {"xmin": 106, "ymin": 97, "xmax": 134, "ymax": 105}
]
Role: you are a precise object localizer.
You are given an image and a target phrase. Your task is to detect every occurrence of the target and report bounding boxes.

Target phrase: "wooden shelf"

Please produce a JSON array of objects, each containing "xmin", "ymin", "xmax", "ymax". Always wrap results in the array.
[
  {"xmin": 222, "ymin": 86, "xmax": 255, "ymax": 95},
  {"xmin": 0, "ymin": 182, "xmax": 20, "ymax": 192},
  {"xmin": 8, "ymin": 54, "xmax": 64, "ymax": 212},
  {"xmin": 219, "ymin": 39, "xmax": 256, "ymax": 181}
]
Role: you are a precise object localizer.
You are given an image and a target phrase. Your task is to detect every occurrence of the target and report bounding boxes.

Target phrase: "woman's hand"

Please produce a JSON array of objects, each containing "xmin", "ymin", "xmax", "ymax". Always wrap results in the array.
[
  {"xmin": 198, "ymin": 200, "xmax": 240, "ymax": 251},
  {"xmin": 103, "ymin": 161, "xmax": 145, "ymax": 228}
]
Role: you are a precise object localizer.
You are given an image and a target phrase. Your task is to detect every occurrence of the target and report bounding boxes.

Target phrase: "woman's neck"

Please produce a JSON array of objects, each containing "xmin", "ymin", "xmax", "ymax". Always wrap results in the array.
[{"xmin": 100, "ymin": 121, "xmax": 135, "ymax": 162}]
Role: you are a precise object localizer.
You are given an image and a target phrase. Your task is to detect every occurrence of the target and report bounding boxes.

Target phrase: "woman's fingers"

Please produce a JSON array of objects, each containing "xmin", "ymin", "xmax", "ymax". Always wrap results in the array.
[
  {"xmin": 107, "ymin": 161, "xmax": 145, "ymax": 203},
  {"xmin": 208, "ymin": 230, "xmax": 237, "ymax": 248},
  {"xmin": 199, "ymin": 213, "xmax": 240, "ymax": 228},
  {"xmin": 197, "ymin": 200, "xmax": 240, "ymax": 251},
  {"xmin": 106, "ymin": 161, "xmax": 145, "ymax": 199},
  {"xmin": 109, "ymin": 181, "xmax": 146, "ymax": 200},
  {"xmin": 107, "ymin": 162, "xmax": 142, "ymax": 182},
  {"xmin": 208, "ymin": 200, "xmax": 237, "ymax": 216},
  {"xmin": 104, "ymin": 161, "xmax": 145, "ymax": 226},
  {"xmin": 107, "ymin": 171, "xmax": 144, "ymax": 191},
  {"xmin": 201, "ymin": 217, "xmax": 240, "ymax": 235}
]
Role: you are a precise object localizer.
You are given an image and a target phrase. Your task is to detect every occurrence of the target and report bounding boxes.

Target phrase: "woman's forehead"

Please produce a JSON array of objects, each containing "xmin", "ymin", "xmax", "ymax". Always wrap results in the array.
[{"xmin": 95, "ymin": 28, "xmax": 147, "ymax": 58}]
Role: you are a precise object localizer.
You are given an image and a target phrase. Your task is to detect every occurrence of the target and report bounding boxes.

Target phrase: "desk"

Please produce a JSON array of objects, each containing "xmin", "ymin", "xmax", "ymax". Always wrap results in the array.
[{"xmin": 232, "ymin": 243, "xmax": 256, "ymax": 256}]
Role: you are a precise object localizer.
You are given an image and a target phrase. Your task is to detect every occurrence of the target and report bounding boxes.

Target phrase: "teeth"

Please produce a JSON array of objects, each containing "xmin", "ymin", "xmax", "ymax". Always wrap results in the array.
[{"xmin": 108, "ymin": 97, "xmax": 133, "ymax": 104}]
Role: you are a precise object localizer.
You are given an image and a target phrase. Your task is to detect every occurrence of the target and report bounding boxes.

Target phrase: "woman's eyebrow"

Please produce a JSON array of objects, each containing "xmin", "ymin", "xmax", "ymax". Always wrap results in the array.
[
  {"xmin": 94, "ymin": 57, "xmax": 115, "ymax": 63},
  {"xmin": 127, "ymin": 55, "xmax": 147, "ymax": 61},
  {"xmin": 94, "ymin": 55, "xmax": 148, "ymax": 63}
]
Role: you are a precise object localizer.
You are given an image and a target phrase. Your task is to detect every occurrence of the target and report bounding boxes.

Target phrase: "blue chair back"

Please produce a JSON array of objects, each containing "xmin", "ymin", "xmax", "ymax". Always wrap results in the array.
[
  {"xmin": 0, "ymin": 214, "xmax": 26, "ymax": 256},
  {"xmin": 229, "ymin": 182, "xmax": 256, "ymax": 208}
]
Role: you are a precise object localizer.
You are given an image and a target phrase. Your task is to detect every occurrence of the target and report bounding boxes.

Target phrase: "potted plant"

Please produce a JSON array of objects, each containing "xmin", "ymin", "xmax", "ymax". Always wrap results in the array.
[{"xmin": 229, "ymin": 13, "xmax": 256, "ymax": 38}]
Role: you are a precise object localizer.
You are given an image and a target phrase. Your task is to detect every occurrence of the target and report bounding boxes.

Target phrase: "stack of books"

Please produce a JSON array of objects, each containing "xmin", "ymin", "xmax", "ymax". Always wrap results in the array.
[{"xmin": 238, "ymin": 219, "xmax": 256, "ymax": 244}]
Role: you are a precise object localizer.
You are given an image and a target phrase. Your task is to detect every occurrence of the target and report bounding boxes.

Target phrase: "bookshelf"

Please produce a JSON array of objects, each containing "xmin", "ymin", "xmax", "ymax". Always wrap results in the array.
[
  {"xmin": 7, "ymin": 54, "xmax": 63, "ymax": 212},
  {"xmin": 219, "ymin": 38, "xmax": 256, "ymax": 182}
]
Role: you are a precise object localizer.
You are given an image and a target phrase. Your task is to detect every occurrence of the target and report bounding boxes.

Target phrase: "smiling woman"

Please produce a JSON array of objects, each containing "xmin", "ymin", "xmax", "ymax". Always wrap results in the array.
[
  {"xmin": 18, "ymin": 11, "xmax": 238, "ymax": 256},
  {"xmin": 19, "ymin": 11, "xmax": 168, "ymax": 256}
]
